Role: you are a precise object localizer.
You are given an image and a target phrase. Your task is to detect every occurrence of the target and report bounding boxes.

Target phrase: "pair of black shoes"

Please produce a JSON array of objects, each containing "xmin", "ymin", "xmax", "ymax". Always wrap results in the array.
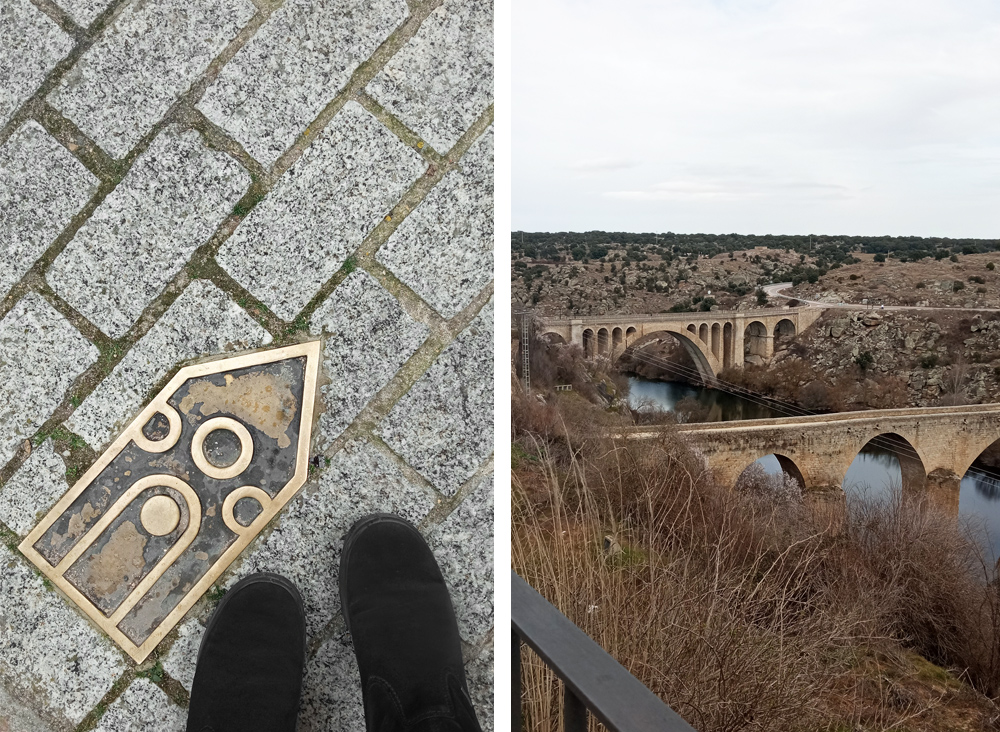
[{"xmin": 186, "ymin": 514, "xmax": 483, "ymax": 732}]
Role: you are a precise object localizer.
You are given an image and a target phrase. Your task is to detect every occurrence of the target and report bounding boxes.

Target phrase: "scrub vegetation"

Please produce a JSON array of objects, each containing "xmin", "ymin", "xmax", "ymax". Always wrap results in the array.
[{"xmin": 512, "ymin": 377, "xmax": 1000, "ymax": 732}]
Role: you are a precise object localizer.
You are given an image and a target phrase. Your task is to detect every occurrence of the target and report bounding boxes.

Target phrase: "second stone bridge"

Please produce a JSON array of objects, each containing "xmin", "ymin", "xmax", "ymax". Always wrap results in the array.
[
  {"xmin": 625, "ymin": 403, "xmax": 1000, "ymax": 512},
  {"xmin": 537, "ymin": 307, "xmax": 824, "ymax": 381}
]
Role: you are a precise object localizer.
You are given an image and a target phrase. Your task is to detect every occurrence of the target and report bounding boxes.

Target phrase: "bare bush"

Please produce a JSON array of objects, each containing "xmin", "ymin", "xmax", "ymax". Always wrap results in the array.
[{"xmin": 513, "ymin": 395, "xmax": 1000, "ymax": 730}]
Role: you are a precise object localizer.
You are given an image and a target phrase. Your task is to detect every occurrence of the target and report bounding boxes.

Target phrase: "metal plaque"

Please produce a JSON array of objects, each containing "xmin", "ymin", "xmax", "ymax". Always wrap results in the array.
[{"xmin": 19, "ymin": 342, "xmax": 321, "ymax": 662}]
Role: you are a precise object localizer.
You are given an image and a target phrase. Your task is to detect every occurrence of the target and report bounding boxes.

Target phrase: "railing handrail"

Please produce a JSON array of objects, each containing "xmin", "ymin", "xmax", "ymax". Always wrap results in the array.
[{"xmin": 512, "ymin": 571, "xmax": 697, "ymax": 732}]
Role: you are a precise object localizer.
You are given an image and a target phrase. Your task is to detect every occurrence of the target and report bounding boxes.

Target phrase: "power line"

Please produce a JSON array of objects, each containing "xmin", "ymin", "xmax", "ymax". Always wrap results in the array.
[{"xmin": 620, "ymin": 346, "xmax": 923, "ymax": 462}]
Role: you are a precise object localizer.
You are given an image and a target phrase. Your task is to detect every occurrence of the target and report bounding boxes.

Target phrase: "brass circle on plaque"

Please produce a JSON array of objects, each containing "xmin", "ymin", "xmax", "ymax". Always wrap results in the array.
[
  {"xmin": 140, "ymin": 494, "xmax": 181, "ymax": 536},
  {"xmin": 191, "ymin": 417, "xmax": 254, "ymax": 480}
]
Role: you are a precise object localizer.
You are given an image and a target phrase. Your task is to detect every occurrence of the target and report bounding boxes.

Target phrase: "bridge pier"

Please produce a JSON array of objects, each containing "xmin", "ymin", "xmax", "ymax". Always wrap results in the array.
[{"xmin": 926, "ymin": 468, "xmax": 961, "ymax": 514}]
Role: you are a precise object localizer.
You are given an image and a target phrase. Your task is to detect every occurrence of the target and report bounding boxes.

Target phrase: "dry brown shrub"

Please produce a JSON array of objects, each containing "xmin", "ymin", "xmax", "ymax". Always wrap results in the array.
[{"xmin": 513, "ymin": 397, "xmax": 1000, "ymax": 730}]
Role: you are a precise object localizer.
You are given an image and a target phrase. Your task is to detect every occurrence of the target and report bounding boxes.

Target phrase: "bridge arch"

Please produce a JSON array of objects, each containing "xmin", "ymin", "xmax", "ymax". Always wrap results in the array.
[
  {"xmin": 612, "ymin": 327, "xmax": 623, "ymax": 352},
  {"xmin": 723, "ymin": 322, "xmax": 733, "ymax": 367},
  {"xmin": 619, "ymin": 329, "xmax": 717, "ymax": 385},
  {"xmin": 699, "ymin": 323, "xmax": 709, "ymax": 344},
  {"xmin": 774, "ymin": 318, "xmax": 796, "ymax": 339},
  {"xmin": 582, "ymin": 329, "xmax": 595, "ymax": 358},
  {"xmin": 597, "ymin": 328, "xmax": 610, "ymax": 356},
  {"xmin": 711, "ymin": 323, "xmax": 721, "ymax": 359},
  {"xmin": 744, "ymin": 320, "xmax": 769, "ymax": 364},
  {"xmin": 734, "ymin": 453, "xmax": 806, "ymax": 494},
  {"xmin": 844, "ymin": 433, "xmax": 927, "ymax": 501}
]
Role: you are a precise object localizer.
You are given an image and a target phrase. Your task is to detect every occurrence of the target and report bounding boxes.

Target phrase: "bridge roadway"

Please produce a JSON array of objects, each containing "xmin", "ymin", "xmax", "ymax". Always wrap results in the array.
[
  {"xmin": 621, "ymin": 402, "xmax": 1000, "ymax": 513},
  {"xmin": 535, "ymin": 307, "xmax": 824, "ymax": 381}
]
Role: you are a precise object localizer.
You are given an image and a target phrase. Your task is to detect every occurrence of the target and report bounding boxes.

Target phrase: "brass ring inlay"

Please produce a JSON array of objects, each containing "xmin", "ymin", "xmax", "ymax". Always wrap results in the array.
[
  {"xmin": 132, "ymin": 402, "xmax": 182, "ymax": 454},
  {"xmin": 222, "ymin": 486, "xmax": 272, "ymax": 536},
  {"xmin": 191, "ymin": 418, "xmax": 253, "ymax": 480}
]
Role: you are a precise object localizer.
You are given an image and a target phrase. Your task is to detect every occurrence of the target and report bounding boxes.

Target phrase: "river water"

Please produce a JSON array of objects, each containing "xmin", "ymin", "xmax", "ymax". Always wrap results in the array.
[{"xmin": 628, "ymin": 376, "xmax": 1000, "ymax": 556}]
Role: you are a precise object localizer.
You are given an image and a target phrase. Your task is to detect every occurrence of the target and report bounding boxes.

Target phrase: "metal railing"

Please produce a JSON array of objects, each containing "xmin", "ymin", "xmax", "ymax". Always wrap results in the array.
[{"xmin": 512, "ymin": 571, "xmax": 697, "ymax": 732}]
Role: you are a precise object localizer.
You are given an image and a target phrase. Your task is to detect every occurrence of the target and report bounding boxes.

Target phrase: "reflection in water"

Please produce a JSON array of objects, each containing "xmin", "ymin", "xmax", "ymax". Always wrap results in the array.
[
  {"xmin": 626, "ymin": 376, "xmax": 1000, "ymax": 564},
  {"xmin": 627, "ymin": 377, "xmax": 783, "ymax": 422},
  {"xmin": 968, "ymin": 467, "xmax": 1000, "ymax": 502}
]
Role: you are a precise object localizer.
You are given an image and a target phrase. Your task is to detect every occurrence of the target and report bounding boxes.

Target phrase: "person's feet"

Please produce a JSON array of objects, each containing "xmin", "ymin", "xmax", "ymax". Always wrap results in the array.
[
  {"xmin": 186, "ymin": 573, "xmax": 306, "ymax": 732},
  {"xmin": 340, "ymin": 514, "xmax": 482, "ymax": 732}
]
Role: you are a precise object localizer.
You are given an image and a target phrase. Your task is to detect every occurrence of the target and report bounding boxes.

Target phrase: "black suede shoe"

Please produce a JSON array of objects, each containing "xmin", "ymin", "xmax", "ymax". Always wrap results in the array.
[
  {"xmin": 186, "ymin": 572, "xmax": 306, "ymax": 732},
  {"xmin": 340, "ymin": 514, "xmax": 483, "ymax": 732}
]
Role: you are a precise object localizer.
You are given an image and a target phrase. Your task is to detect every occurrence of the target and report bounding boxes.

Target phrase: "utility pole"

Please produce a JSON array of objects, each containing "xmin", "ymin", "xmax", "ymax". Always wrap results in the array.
[{"xmin": 520, "ymin": 311, "xmax": 531, "ymax": 392}]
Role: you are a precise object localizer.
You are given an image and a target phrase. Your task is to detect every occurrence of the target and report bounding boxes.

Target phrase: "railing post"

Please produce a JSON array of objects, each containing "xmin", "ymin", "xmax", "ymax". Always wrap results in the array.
[
  {"xmin": 564, "ymin": 685, "xmax": 588, "ymax": 732},
  {"xmin": 513, "ymin": 630, "xmax": 522, "ymax": 732}
]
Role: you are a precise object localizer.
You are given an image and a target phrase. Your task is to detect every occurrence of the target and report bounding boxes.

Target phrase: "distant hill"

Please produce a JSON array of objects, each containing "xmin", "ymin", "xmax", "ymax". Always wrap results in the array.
[{"xmin": 511, "ymin": 231, "xmax": 1000, "ymax": 265}]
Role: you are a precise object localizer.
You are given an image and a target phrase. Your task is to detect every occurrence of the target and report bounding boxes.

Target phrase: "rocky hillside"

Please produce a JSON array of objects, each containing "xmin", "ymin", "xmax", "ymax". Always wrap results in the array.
[{"xmin": 778, "ymin": 309, "xmax": 1000, "ymax": 407}]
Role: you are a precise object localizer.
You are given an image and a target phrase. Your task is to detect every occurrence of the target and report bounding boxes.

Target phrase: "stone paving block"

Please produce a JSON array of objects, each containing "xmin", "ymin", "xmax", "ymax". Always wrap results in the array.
[
  {"xmin": 310, "ymin": 271, "xmax": 428, "ymax": 447},
  {"xmin": 431, "ymin": 474, "xmax": 493, "ymax": 644},
  {"xmin": 47, "ymin": 127, "xmax": 250, "ymax": 338},
  {"xmin": 198, "ymin": 0, "xmax": 407, "ymax": 168},
  {"xmin": 217, "ymin": 101, "xmax": 425, "ymax": 321},
  {"xmin": 297, "ymin": 632, "xmax": 364, "ymax": 732},
  {"xmin": 56, "ymin": 0, "xmax": 111, "ymax": 28},
  {"xmin": 377, "ymin": 127, "xmax": 493, "ymax": 318},
  {"xmin": 0, "ymin": 544, "xmax": 126, "ymax": 725},
  {"xmin": 367, "ymin": 0, "xmax": 493, "ymax": 153},
  {"xmin": 0, "ymin": 439, "xmax": 67, "ymax": 537},
  {"xmin": 377, "ymin": 299, "xmax": 493, "ymax": 495},
  {"xmin": 48, "ymin": 0, "xmax": 255, "ymax": 159},
  {"xmin": 467, "ymin": 638, "xmax": 494, "ymax": 732},
  {"xmin": 0, "ymin": 293, "xmax": 98, "ymax": 469},
  {"xmin": 92, "ymin": 678, "xmax": 185, "ymax": 732},
  {"xmin": 0, "ymin": 0, "xmax": 74, "ymax": 129},
  {"xmin": 0, "ymin": 682, "xmax": 58, "ymax": 732},
  {"xmin": 65, "ymin": 279, "xmax": 272, "ymax": 451},
  {"xmin": 224, "ymin": 439, "xmax": 435, "ymax": 640},
  {"xmin": 161, "ymin": 617, "xmax": 203, "ymax": 692},
  {"xmin": 0, "ymin": 121, "xmax": 99, "ymax": 302}
]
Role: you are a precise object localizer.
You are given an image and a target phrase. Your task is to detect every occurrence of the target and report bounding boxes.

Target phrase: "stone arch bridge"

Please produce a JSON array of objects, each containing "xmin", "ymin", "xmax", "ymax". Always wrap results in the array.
[
  {"xmin": 536, "ymin": 307, "xmax": 824, "ymax": 381},
  {"xmin": 624, "ymin": 403, "xmax": 1000, "ymax": 513}
]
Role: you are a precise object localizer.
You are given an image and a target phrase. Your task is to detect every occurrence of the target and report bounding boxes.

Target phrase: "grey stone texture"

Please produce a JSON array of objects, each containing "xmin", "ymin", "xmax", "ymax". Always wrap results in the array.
[
  {"xmin": 377, "ymin": 299, "xmax": 494, "ymax": 495},
  {"xmin": 378, "ymin": 127, "xmax": 493, "ymax": 318},
  {"xmin": 431, "ymin": 474, "xmax": 494, "ymax": 643},
  {"xmin": 161, "ymin": 617, "xmax": 203, "ymax": 692},
  {"xmin": 47, "ymin": 127, "xmax": 250, "ymax": 338},
  {"xmin": 0, "ymin": 543, "xmax": 126, "ymax": 725},
  {"xmin": 0, "ymin": 0, "xmax": 493, "ymax": 723},
  {"xmin": 0, "ymin": 121, "xmax": 99, "ymax": 301},
  {"xmin": 0, "ymin": 682, "xmax": 58, "ymax": 732},
  {"xmin": 311, "ymin": 271, "xmax": 429, "ymax": 446},
  {"xmin": 198, "ymin": 0, "xmax": 408, "ymax": 168},
  {"xmin": 0, "ymin": 439, "xmax": 67, "ymax": 537},
  {"xmin": 217, "ymin": 101, "xmax": 426, "ymax": 321},
  {"xmin": 0, "ymin": 293, "xmax": 98, "ymax": 469},
  {"xmin": 57, "ymin": 0, "xmax": 111, "ymax": 28},
  {"xmin": 467, "ymin": 639, "xmax": 494, "ymax": 732},
  {"xmin": 297, "ymin": 633, "xmax": 365, "ymax": 732},
  {"xmin": 92, "ymin": 679, "xmax": 186, "ymax": 732},
  {"xmin": 65, "ymin": 279, "xmax": 272, "ymax": 450},
  {"xmin": 225, "ymin": 439, "xmax": 435, "ymax": 639},
  {"xmin": 48, "ymin": 0, "xmax": 256, "ymax": 158},
  {"xmin": 367, "ymin": 0, "xmax": 493, "ymax": 153},
  {"xmin": 0, "ymin": 0, "xmax": 73, "ymax": 129}
]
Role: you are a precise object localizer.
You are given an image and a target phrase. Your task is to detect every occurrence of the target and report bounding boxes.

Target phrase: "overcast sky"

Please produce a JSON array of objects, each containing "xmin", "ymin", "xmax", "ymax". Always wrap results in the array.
[{"xmin": 513, "ymin": 0, "xmax": 1000, "ymax": 237}]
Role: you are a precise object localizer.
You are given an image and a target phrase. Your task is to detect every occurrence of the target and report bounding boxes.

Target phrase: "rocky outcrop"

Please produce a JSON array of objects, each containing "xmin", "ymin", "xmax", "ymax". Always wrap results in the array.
[{"xmin": 777, "ymin": 310, "xmax": 1000, "ymax": 407}]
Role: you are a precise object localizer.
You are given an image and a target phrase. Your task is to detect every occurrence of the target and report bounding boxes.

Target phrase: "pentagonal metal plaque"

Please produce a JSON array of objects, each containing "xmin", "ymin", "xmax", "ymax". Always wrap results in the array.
[{"xmin": 19, "ymin": 342, "xmax": 321, "ymax": 662}]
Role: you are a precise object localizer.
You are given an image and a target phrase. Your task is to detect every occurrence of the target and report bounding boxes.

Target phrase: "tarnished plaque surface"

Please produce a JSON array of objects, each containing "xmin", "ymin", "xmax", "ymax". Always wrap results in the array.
[{"xmin": 19, "ymin": 342, "xmax": 321, "ymax": 662}]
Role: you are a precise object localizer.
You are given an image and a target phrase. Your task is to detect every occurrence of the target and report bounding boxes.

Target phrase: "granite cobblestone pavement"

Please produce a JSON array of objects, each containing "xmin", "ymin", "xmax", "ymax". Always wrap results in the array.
[{"xmin": 0, "ymin": 0, "xmax": 494, "ymax": 728}]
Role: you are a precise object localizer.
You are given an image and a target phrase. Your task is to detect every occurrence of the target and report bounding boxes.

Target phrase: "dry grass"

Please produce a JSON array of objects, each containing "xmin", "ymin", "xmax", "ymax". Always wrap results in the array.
[{"xmin": 512, "ymin": 392, "xmax": 1000, "ymax": 731}]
